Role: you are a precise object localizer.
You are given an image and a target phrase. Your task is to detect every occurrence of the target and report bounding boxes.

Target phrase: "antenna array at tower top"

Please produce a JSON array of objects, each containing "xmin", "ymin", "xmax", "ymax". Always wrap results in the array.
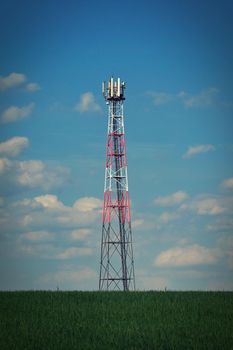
[{"xmin": 102, "ymin": 77, "xmax": 125, "ymax": 101}]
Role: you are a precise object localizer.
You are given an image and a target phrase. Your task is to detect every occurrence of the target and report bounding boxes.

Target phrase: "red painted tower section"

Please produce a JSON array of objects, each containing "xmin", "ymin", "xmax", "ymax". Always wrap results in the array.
[{"xmin": 99, "ymin": 77, "xmax": 135, "ymax": 291}]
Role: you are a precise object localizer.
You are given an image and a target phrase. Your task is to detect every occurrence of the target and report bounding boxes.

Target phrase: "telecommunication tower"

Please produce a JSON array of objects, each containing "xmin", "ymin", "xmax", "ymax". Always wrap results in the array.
[{"xmin": 99, "ymin": 77, "xmax": 135, "ymax": 291}]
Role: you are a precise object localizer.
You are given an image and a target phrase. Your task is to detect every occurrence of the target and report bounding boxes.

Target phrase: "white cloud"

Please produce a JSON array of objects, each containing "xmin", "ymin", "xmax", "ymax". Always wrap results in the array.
[
  {"xmin": 18, "ymin": 243, "xmax": 52, "ymax": 257},
  {"xmin": 180, "ymin": 193, "xmax": 233, "ymax": 217},
  {"xmin": 0, "ymin": 137, "xmax": 29, "ymax": 157},
  {"xmin": 1, "ymin": 102, "xmax": 35, "ymax": 123},
  {"xmin": 20, "ymin": 230, "xmax": 53, "ymax": 241},
  {"xmin": 73, "ymin": 197, "xmax": 102, "ymax": 212},
  {"xmin": 207, "ymin": 220, "xmax": 233, "ymax": 233},
  {"xmin": 159, "ymin": 211, "xmax": 179, "ymax": 223},
  {"xmin": 184, "ymin": 88, "xmax": 219, "ymax": 108},
  {"xmin": 39, "ymin": 267, "xmax": 97, "ymax": 288},
  {"xmin": 0, "ymin": 158, "xmax": 11, "ymax": 174},
  {"xmin": 74, "ymin": 92, "xmax": 101, "ymax": 113},
  {"xmin": 21, "ymin": 215, "xmax": 34, "ymax": 227},
  {"xmin": 17, "ymin": 160, "xmax": 45, "ymax": 186},
  {"xmin": 147, "ymin": 87, "xmax": 221, "ymax": 109},
  {"xmin": 25, "ymin": 83, "xmax": 41, "ymax": 92},
  {"xmin": 146, "ymin": 91, "xmax": 174, "ymax": 106},
  {"xmin": 57, "ymin": 205, "xmax": 101, "ymax": 227},
  {"xmin": 17, "ymin": 195, "xmax": 101, "ymax": 227},
  {"xmin": 17, "ymin": 239, "xmax": 92, "ymax": 261},
  {"xmin": 222, "ymin": 177, "xmax": 233, "ymax": 190},
  {"xmin": 15, "ymin": 226, "xmax": 94, "ymax": 261},
  {"xmin": 71, "ymin": 229, "xmax": 91, "ymax": 240},
  {"xmin": 0, "ymin": 158, "xmax": 69, "ymax": 192},
  {"xmin": 191, "ymin": 198, "xmax": 226, "ymax": 215},
  {"xmin": 154, "ymin": 244, "xmax": 220, "ymax": 267},
  {"xmin": 56, "ymin": 247, "xmax": 92, "ymax": 259},
  {"xmin": 196, "ymin": 199, "xmax": 225, "ymax": 215},
  {"xmin": 35, "ymin": 194, "xmax": 65, "ymax": 210},
  {"xmin": 183, "ymin": 144, "xmax": 215, "ymax": 159},
  {"xmin": 132, "ymin": 219, "xmax": 144, "ymax": 229},
  {"xmin": 154, "ymin": 191, "xmax": 188, "ymax": 206},
  {"xmin": 0, "ymin": 72, "xmax": 26, "ymax": 91},
  {"xmin": 18, "ymin": 162, "xmax": 69, "ymax": 190},
  {"xmin": 8, "ymin": 194, "xmax": 102, "ymax": 231}
]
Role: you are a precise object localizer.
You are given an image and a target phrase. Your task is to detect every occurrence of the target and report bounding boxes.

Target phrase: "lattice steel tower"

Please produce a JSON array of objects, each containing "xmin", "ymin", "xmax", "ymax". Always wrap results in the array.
[{"xmin": 99, "ymin": 77, "xmax": 135, "ymax": 291}]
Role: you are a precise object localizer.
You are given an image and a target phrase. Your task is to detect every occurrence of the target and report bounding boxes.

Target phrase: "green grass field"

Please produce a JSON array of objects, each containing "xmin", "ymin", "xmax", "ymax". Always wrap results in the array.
[{"xmin": 0, "ymin": 291, "xmax": 233, "ymax": 349}]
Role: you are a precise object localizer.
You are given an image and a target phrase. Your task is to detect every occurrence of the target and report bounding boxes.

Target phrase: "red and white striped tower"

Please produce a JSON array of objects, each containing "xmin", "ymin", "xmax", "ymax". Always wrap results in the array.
[{"xmin": 99, "ymin": 77, "xmax": 135, "ymax": 291}]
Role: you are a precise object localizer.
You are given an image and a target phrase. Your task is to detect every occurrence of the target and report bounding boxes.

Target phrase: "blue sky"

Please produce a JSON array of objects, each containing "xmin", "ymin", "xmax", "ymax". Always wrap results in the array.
[{"xmin": 0, "ymin": 0, "xmax": 233, "ymax": 290}]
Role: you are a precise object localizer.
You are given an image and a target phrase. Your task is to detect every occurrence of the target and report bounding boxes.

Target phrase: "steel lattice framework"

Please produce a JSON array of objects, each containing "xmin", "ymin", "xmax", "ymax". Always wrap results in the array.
[{"xmin": 99, "ymin": 77, "xmax": 135, "ymax": 291}]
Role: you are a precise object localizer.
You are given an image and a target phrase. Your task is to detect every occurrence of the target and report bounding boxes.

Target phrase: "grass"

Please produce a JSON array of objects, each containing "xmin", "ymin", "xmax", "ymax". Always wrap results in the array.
[{"xmin": 0, "ymin": 291, "xmax": 233, "ymax": 349}]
